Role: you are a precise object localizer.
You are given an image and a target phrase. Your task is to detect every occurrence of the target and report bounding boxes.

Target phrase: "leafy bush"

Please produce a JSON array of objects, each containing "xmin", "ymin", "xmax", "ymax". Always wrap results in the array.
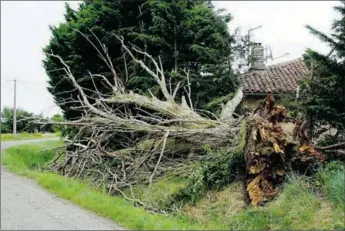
[
  {"xmin": 278, "ymin": 94, "xmax": 301, "ymax": 118},
  {"xmin": 202, "ymin": 120, "xmax": 246, "ymax": 190},
  {"xmin": 167, "ymin": 164, "xmax": 206, "ymax": 207},
  {"xmin": 169, "ymin": 120, "xmax": 247, "ymax": 208},
  {"xmin": 204, "ymin": 120, "xmax": 247, "ymax": 189},
  {"xmin": 203, "ymin": 147, "xmax": 243, "ymax": 190}
]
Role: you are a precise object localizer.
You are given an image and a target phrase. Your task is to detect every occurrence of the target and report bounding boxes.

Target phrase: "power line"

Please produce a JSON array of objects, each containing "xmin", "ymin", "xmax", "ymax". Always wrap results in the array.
[{"xmin": 4, "ymin": 78, "xmax": 48, "ymax": 86}]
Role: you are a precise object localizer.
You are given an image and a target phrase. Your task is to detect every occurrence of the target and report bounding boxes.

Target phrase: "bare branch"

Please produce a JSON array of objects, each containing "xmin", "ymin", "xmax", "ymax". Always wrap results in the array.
[
  {"xmin": 316, "ymin": 142, "xmax": 345, "ymax": 150},
  {"xmin": 75, "ymin": 29, "xmax": 124, "ymax": 93},
  {"xmin": 146, "ymin": 131, "xmax": 169, "ymax": 201},
  {"xmin": 114, "ymin": 34, "xmax": 173, "ymax": 101},
  {"xmin": 183, "ymin": 69, "xmax": 193, "ymax": 111},
  {"xmin": 220, "ymin": 86, "xmax": 244, "ymax": 121}
]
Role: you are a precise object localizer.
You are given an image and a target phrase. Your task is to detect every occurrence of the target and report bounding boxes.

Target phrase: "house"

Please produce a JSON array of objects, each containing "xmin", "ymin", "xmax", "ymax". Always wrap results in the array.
[{"xmin": 241, "ymin": 45, "xmax": 310, "ymax": 108}]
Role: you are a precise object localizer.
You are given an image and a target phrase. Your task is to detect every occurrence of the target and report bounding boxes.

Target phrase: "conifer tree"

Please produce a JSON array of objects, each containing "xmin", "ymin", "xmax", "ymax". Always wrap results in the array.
[
  {"xmin": 43, "ymin": 0, "xmax": 238, "ymax": 120},
  {"xmin": 302, "ymin": 0, "xmax": 345, "ymax": 136}
]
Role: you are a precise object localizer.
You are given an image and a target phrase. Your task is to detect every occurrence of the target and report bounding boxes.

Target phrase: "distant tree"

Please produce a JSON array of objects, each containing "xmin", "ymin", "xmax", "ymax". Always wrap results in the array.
[
  {"xmin": 1, "ymin": 107, "xmax": 35, "ymax": 133},
  {"xmin": 51, "ymin": 113, "xmax": 64, "ymax": 132},
  {"xmin": 0, "ymin": 107, "xmax": 56, "ymax": 133},
  {"xmin": 0, "ymin": 114, "xmax": 11, "ymax": 133},
  {"xmin": 302, "ymin": 0, "xmax": 345, "ymax": 137}
]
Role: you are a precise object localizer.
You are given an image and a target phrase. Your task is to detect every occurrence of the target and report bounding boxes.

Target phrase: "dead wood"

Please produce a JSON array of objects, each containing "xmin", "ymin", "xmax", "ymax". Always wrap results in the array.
[
  {"xmin": 315, "ymin": 142, "xmax": 345, "ymax": 150},
  {"xmin": 40, "ymin": 31, "xmax": 335, "ymax": 211},
  {"xmin": 40, "ymin": 32, "xmax": 243, "ymax": 211},
  {"xmin": 244, "ymin": 94, "xmax": 327, "ymax": 206}
]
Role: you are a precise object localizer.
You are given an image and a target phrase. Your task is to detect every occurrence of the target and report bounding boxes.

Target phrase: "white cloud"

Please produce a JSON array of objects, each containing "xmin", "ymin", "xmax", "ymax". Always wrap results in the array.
[
  {"xmin": 1, "ymin": 1, "xmax": 80, "ymax": 117},
  {"xmin": 213, "ymin": 1, "xmax": 338, "ymax": 64}
]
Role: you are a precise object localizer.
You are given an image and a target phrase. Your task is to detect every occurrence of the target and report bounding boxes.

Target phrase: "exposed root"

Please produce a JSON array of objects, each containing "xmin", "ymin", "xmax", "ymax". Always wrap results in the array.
[{"xmin": 244, "ymin": 94, "xmax": 326, "ymax": 206}]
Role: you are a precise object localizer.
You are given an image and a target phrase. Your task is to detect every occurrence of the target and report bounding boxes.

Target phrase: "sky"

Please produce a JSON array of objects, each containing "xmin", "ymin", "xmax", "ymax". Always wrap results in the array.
[{"xmin": 0, "ymin": 1, "xmax": 339, "ymax": 117}]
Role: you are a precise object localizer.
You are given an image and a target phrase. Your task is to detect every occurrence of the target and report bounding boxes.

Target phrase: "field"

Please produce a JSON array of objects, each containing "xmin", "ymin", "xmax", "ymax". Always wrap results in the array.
[{"xmin": 1, "ymin": 132, "xmax": 57, "ymax": 141}]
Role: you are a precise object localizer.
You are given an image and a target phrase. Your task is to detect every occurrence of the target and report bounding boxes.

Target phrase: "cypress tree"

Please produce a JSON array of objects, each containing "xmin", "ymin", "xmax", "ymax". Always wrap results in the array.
[
  {"xmin": 302, "ymin": 1, "xmax": 345, "ymax": 134},
  {"xmin": 43, "ymin": 0, "xmax": 238, "ymax": 120}
]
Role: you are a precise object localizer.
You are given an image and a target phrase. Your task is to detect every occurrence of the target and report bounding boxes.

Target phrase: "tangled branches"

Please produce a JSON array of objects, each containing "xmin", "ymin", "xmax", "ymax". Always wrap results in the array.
[
  {"xmin": 44, "ymin": 31, "xmax": 243, "ymax": 211},
  {"xmin": 42, "ymin": 30, "xmax": 340, "ymax": 210}
]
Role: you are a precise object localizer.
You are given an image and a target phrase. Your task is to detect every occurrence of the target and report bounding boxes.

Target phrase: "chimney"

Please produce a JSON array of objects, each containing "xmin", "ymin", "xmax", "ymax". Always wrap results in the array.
[{"xmin": 250, "ymin": 43, "xmax": 265, "ymax": 70}]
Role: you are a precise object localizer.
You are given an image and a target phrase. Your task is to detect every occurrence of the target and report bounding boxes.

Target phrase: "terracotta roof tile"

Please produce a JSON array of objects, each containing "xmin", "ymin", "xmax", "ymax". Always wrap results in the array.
[{"xmin": 242, "ymin": 58, "xmax": 309, "ymax": 94}]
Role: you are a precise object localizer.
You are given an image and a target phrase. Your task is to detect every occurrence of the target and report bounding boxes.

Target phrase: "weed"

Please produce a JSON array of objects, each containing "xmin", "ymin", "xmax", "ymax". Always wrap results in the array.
[{"xmin": 317, "ymin": 161, "xmax": 345, "ymax": 210}]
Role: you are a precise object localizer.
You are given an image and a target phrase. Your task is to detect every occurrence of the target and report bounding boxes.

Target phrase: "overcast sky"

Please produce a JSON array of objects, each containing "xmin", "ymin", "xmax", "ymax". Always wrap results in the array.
[{"xmin": 1, "ymin": 1, "xmax": 339, "ymax": 117}]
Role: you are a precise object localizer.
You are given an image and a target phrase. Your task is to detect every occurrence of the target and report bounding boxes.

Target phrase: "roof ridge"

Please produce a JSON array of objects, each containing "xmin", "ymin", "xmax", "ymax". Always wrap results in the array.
[
  {"xmin": 266, "ymin": 57, "xmax": 303, "ymax": 68},
  {"xmin": 241, "ymin": 57, "xmax": 309, "ymax": 94}
]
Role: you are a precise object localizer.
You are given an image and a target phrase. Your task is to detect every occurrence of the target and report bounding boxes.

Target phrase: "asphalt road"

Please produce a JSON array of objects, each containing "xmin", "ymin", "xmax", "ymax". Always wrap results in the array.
[{"xmin": 1, "ymin": 138, "xmax": 123, "ymax": 230}]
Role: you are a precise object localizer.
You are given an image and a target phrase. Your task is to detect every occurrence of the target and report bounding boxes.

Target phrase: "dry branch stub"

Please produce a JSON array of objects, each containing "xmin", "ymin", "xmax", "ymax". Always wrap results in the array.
[{"xmin": 244, "ymin": 94, "xmax": 326, "ymax": 206}]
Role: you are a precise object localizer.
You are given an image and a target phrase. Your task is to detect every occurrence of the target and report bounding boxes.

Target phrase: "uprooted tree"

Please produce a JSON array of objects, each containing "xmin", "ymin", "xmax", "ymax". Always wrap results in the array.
[
  {"xmin": 44, "ymin": 32, "xmax": 244, "ymax": 209},
  {"xmin": 42, "ymin": 32, "xmax": 341, "ymax": 211}
]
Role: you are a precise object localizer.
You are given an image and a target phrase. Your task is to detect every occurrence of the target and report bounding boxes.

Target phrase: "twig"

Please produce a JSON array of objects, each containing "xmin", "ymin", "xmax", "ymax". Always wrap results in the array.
[
  {"xmin": 316, "ymin": 142, "xmax": 345, "ymax": 150},
  {"xmin": 146, "ymin": 131, "xmax": 170, "ymax": 202}
]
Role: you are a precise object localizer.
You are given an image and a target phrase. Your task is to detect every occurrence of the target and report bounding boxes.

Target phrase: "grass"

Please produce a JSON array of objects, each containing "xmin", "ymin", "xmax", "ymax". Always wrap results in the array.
[
  {"xmin": 183, "ymin": 181, "xmax": 246, "ymax": 226},
  {"xmin": 1, "ymin": 132, "xmax": 57, "ymax": 141},
  {"xmin": 2, "ymin": 141, "xmax": 344, "ymax": 230},
  {"xmin": 182, "ymin": 165, "xmax": 344, "ymax": 230},
  {"xmin": 229, "ymin": 173, "xmax": 345, "ymax": 230},
  {"xmin": 125, "ymin": 176, "xmax": 190, "ymax": 210},
  {"xmin": 317, "ymin": 161, "xmax": 345, "ymax": 210},
  {"xmin": 1, "ymin": 141, "xmax": 224, "ymax": 230}
]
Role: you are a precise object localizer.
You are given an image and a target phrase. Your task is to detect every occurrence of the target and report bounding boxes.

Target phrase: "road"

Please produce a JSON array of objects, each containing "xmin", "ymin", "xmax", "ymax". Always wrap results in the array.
[{"xmin": 1, "ymin": 138, "xmax": 123, "ymax": 230}]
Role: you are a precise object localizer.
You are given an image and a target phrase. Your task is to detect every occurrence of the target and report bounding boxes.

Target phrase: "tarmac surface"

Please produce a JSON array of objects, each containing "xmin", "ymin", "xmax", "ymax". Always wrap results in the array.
[{"xmin": 1, "ymin": 138, "xmax": 123, "ymax": 230}]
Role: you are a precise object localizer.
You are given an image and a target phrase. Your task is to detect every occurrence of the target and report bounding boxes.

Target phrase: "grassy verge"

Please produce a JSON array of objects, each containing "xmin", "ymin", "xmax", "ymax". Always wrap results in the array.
[
  {"xmin": 183, "ymin": 172, "xmax": 344, "ymax": 230},
  {"xmin": 2, "ymin": 141, "xmax": 344, "ymax": 230},
  {"xmin": 1, "ymin": 132, "xmax": 57, "ymax": 141},
  {"xmin": 316, "ymin": 161, "xmax": 345, "ymax": 210},
  {"xmin": 1, "ymin": 141, "xmax": 223, "ymax": 230},
  {"xmin": 229, "ymin": 174, "xmax": 344, "ymax": 230}
]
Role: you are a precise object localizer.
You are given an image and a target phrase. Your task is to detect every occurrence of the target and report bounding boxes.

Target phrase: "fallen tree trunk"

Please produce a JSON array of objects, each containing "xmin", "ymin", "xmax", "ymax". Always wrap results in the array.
[
  {"xmin": 42, "ymin": 32, "xmax": 245, "ymax": 210},
  {"xmin": 43, "ymin": 31, "xmax": 330, "ymax": 210}
]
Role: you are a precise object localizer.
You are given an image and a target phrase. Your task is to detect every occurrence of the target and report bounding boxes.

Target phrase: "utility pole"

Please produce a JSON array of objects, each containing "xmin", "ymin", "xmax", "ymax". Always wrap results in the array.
[
  {"xmin": 7, "ymin": 79, "xmax": 17, "ymax": 135},
  {"xmin": 13, "ymin": 79, "xmax": 17, "ymax": 135}
]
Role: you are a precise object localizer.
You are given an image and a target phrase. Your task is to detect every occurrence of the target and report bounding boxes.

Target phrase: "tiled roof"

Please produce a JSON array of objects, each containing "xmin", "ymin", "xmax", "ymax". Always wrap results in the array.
[{"xmin": 241, "ymin": 58, "xmax": 309, "ymax": 94}]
